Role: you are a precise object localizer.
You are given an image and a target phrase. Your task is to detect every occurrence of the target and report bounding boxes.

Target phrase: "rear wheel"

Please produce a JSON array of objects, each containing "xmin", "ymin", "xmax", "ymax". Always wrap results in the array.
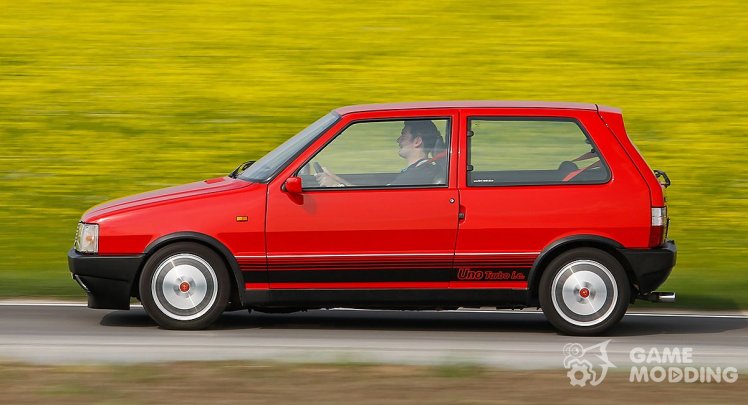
[
  {"xmin": 539, "ymin": 248, "xmax": 630, "ymax": 335},
  {"xmin": 139, "ymin": 242, "xmax": 229, "ymax": 330}
]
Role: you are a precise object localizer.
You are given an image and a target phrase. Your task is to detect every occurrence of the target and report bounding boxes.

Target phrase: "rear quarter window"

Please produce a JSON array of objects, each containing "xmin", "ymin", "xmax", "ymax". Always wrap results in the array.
[{"xmin": 467, "ymin": 118, "xmax": 610, "ymax": 186}]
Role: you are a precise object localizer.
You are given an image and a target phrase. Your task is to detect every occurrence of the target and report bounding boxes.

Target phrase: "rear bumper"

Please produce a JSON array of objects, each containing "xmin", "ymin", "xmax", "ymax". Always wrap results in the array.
[
  {"xmin": 67, "ymin": 248, "xmax": 144, "ymax": 310},
  {"xmin": 618, "ymin": 240, "xmax": 677, "ymax": 293}
]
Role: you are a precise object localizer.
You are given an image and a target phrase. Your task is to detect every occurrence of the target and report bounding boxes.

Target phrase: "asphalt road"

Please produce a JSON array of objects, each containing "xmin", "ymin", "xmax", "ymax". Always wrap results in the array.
[{"xmin": 1, "ymin": 303, "xmax": 747, "ymax": 370}]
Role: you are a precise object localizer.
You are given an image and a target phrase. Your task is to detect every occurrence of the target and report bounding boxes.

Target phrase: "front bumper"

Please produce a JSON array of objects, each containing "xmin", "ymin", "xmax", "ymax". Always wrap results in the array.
[
  {"xmin": 617, "ymin": 240, "xmax": 677, "ymax": 294},
  {"xmin": 67, "ymin": 248, "xmax": 145, "ymax": 310}
]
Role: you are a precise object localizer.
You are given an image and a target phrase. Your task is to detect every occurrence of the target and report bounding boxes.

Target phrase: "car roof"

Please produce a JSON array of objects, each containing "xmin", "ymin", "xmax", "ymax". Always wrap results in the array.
[{"xmin": 334, "ymin": 101, "xmax": 620, "ymax": 115}]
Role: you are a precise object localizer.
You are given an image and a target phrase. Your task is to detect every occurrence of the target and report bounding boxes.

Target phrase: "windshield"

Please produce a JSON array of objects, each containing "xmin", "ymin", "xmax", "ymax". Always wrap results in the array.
[{"xmin": 238, "ymin": 112, "xmax": 340, "ymax": 182}]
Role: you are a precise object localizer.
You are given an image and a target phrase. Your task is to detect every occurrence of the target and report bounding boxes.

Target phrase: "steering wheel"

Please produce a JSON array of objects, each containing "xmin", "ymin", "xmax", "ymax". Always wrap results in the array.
[{"xmin": 313, "ymin": 161, "xmax": 324, "ymax": 174}]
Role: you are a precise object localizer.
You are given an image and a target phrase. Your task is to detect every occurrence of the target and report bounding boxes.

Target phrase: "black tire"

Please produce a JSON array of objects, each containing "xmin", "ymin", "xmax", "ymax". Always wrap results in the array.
[
  {"xmin": 139, "ymin": 242, "xmax": 230, "ymax": 330},
  {"xmin": 539, "ymin": 248, "xmax": 630, "ymax": 336}
]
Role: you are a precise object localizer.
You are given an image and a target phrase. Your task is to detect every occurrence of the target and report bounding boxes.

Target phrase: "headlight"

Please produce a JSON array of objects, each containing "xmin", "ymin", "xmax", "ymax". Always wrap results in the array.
[{"xmin": 74, "ymin": 222, "xmax": 99, "ymax": 254}]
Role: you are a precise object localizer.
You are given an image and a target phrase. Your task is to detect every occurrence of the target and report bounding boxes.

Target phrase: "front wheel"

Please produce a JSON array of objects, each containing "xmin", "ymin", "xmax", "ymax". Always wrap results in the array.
[
  {"xmin": 139, "ymin": 242, "xmax": 230, "ymax": 330},
  {"xmin": 539, "ymin": 248, "xmax": 630, "ymax": 335}
]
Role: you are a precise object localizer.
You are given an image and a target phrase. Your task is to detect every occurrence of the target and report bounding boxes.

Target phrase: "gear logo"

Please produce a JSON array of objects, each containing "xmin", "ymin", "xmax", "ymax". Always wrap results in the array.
[{"xmin": 563, "ymin": 340, "xmax": 616, "ymax": 387}]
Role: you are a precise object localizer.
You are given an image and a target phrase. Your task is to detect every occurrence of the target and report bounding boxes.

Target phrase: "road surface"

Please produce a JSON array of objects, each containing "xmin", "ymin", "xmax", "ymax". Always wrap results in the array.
[{"xmin": 1, "ymin": 302, "xmax": 746, "ymax": 370}]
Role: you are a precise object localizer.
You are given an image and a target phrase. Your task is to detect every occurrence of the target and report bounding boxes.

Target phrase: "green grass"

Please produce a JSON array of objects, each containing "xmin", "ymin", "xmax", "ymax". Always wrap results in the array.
[
  {"xmin": 1, "ymin": 0, "xmax": 746, "ymax": 308},
  {"xmin": 1, "ymin": 361, "xmax": 746, "ymax": 403}
]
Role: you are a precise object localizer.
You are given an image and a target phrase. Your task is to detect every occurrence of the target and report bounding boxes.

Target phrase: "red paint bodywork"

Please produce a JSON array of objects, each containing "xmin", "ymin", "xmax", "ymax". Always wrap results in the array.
[
  {"xmin": 84, "ymin": 178, "xmax": 268, "ymax": 259},
  {"xmin": 81, "ymin": 101, "xmax": 665, "ymax": 294}
]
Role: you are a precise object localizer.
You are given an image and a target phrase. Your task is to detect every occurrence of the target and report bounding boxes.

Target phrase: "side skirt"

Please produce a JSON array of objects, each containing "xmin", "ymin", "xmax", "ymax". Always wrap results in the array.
[{"xmin": 243, "ymin": 289, "xmax": 530, "ymax": 310}]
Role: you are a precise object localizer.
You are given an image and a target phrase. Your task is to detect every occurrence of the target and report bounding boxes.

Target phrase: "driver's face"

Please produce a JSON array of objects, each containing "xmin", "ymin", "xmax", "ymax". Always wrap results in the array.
[{"xmin": 397, "ymin": 127, "xmax": 417, "ymax": 158}]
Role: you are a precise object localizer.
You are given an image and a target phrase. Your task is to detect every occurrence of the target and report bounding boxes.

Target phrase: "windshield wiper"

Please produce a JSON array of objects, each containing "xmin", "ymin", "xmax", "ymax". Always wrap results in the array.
[{"xmin": 229, "ymin": 160, "xmax": 255, "ymax": 178}]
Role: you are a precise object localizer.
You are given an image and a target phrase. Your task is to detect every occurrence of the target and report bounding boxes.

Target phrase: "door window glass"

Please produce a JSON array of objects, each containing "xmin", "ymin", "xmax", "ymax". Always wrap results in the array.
[{"xmin": 300, "ymin": 119, "xmax": 450, "ymax": 188}]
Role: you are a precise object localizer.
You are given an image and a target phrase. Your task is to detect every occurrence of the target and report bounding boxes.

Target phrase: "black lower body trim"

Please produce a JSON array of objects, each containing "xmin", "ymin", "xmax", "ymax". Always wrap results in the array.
[
  {"xmin": 68, "ymin": 248, "xmax": 145, "ymax": 310},
  {"xmin": 266, "ymin": 268, "xmax": 454, "ymax": 283},
  {"xmin": 618, "ymin": 240, "xmax": 677, "ymax": 293},
  {"xmin": 244, "ymin": 289, "xmax": 529, "ymax": 310}
]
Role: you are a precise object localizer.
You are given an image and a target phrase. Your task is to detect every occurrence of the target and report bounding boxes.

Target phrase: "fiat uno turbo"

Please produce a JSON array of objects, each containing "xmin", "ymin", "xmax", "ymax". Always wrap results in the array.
[{"xmin": 69, "ymin": 101, "xmax": 677, "ymax": 335}]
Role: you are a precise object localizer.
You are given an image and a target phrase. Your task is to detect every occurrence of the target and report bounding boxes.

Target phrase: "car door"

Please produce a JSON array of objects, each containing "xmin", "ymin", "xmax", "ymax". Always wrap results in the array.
[{"xmin": 264, "ymin": 109, "xmax": 460, "ymax": 291}]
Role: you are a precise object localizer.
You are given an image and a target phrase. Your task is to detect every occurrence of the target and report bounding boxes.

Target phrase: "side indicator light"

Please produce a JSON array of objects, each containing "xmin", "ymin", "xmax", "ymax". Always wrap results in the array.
[{"xmin": 236, "ymin": 216, "xmax": 248, "ymax": 222}]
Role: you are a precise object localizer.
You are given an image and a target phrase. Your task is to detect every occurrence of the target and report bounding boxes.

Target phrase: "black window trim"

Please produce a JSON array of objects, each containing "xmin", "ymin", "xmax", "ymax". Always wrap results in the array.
[
  {"xmin": 465, "ymin": 116, "xmax": 612, "ymax": 187},
  {"xmin": 294, "ymin": 115, "xmax": 454, "ymax": 192}
]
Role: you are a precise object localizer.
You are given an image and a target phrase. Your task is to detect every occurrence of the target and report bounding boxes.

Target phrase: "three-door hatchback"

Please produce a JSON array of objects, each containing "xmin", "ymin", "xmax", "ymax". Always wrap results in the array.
[{"xmin": 69, "ymin": 101, "xmax": 677, "ymax": 335}]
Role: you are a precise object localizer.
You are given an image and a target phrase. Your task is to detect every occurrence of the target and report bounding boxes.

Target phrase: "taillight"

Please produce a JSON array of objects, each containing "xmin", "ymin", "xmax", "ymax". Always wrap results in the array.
[{"xmin": 649, "ymin": 207, "xmax": 667, "ymax": 247}]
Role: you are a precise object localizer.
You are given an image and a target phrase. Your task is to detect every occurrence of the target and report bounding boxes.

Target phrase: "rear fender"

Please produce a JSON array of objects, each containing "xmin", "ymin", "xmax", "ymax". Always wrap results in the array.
[{"xmin": 527, "ymin": 235, "xmax": 631, "ymax": 305}]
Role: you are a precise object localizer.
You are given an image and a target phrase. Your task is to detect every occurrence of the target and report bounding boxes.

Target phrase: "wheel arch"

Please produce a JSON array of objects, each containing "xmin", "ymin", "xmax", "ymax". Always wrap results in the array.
[
  {"xmin": 527, "ymin": 235, "xmax": 636, "ymax": 305},
  {"xmin": 133, "ymin": 232, "xmax": 246, "ymax": 308}
]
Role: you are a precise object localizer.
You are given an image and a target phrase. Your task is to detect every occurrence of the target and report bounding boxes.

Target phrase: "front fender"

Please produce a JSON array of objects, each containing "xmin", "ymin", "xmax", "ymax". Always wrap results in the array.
[{"xmin": 144, "ymin": 232, "xmax": 247, "ymax": 307}]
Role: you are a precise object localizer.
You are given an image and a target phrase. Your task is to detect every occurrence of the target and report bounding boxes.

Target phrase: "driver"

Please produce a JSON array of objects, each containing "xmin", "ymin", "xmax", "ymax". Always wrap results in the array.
[{"xmin": 315, "ymin": 120, "xmax": 446, "ymax": 187}]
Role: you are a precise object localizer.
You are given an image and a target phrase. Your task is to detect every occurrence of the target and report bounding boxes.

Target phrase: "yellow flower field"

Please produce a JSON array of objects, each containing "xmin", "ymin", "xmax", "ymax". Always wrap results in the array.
[{"xmin": 1, "ymin": 0, "xmax": 746, "ymax": 307}]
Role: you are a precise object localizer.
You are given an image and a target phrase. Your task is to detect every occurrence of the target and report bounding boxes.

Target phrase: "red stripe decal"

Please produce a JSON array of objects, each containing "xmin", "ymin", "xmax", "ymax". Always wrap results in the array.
[
  {"xmin": 449, "ymin": 281, "xmax": 527, "ymax": 289},
  {"xmin": 249, "ymin": 282, "xmax": 449, "ymax": 289},
  {"xmin": 246, "ymin": 281, "xmax": 527, "ymax": 290},
  {"xmin": 244, "ymin": 282, "xmax": 270, "ymax": 290}
]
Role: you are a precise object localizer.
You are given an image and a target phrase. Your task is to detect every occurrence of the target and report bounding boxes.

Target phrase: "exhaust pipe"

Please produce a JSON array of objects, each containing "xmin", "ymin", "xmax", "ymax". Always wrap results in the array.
[{"xmin": 640, "ymin": 291, "xmax": 676, "ymax": 303}]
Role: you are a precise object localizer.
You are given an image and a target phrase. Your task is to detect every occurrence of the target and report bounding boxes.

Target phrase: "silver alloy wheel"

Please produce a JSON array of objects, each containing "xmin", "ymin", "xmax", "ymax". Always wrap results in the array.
[
  {"xmin": 151, "ymin": 253, "xmax": 218, "ymax": 321},
  {"xmin": 550, "ymin": 259, "xmax": 618, "ymax": 327}
]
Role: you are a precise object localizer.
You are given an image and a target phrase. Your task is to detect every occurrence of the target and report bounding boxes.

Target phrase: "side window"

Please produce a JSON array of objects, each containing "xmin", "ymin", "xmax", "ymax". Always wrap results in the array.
[
  {"xmin": 467, "ymin": 118, "xmax": 610, "ymax": 186},
  {"xmin": 299, "ymin": 119, "xmax": 450, "ymax": 188}
]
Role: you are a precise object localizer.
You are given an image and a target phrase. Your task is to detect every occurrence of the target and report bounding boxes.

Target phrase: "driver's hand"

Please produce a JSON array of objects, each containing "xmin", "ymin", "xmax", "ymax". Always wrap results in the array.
[{"xmin": 314, "ymin": 167, "xmax": 345, "ymax": 187}]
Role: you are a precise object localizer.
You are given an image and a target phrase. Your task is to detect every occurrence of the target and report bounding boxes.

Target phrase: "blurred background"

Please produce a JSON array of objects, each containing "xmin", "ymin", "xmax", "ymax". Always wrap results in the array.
[{"xmin": 1, "ymin": 0, "xmax": 746, "ymax": 308}]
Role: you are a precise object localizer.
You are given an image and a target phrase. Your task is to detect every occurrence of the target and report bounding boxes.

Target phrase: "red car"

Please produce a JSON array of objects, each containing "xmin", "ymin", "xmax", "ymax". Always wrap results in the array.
[{"xmin": 69, "ymin": 101, "xmax": 676, "ymax": 335}]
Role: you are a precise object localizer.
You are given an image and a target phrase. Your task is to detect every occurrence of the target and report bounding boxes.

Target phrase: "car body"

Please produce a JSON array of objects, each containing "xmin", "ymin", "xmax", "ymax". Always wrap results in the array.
[{"xmin": 69, "ymin": 101, "xmax": 677, "ymax": 335}]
